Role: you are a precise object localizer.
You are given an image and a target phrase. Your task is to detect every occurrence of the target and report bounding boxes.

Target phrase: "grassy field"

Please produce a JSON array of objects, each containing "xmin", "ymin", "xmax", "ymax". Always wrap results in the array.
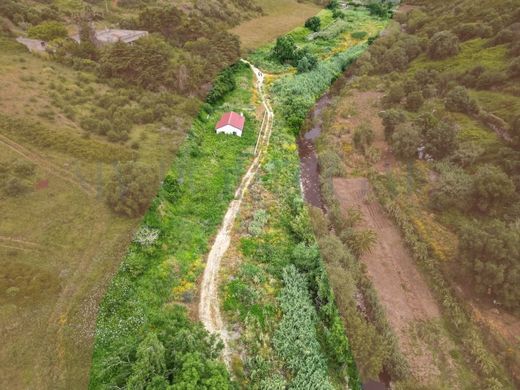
[
  {"xmin": 230, "ymin": 0, "xmax": 322, "ymax": 51},
  {"xmin": 0, "ymin": 37, "xmax": 188, "ymax": 389}
]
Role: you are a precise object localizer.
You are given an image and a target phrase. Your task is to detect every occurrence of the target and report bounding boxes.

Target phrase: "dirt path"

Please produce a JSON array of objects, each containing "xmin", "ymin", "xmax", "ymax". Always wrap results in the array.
[
  {"xmin": 0, "ymin": 133, "xmax": 96, "ymax": 196},
  {"xmin": 198, "ymin": 60, "xmax": 273, "ymax": 366},
  {"xmin": 333, "ymin": 177, "xmax": 445, "ymax": 382}
]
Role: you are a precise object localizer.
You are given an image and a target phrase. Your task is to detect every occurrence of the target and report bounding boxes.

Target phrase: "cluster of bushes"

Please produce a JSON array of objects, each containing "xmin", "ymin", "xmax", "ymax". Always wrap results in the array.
[
  {"xmin": 0, "ymin": 113, "xmax": 135, "ymax": 162},
  {"xmin": 271, "ymin": 35, "xmax": 318, "ymax": 73},
  {"xmin": 0, "ymin": 0, "xmax": 60, "ymax": 26},
  {"xmin": 0, "ymin": 160, "xmax": 35, "ymax": 197},
  {"xmin": 459, "ymin": 219, "xmax": 520, "ymax": 310},
  {"xmin": 206, "ymin": 63, "xmax": 243, "ymax": 105},
  {"xmin": 273, "ymin": 266, "xmax": 334, "ymax": 389},
  {"xmin": 27, "ymin": 21, "xmax": 67, "ymax": 41},
  {"xmin": 104, "ymin": 162, "xmax": 159, "ymax": 217},
  {"xmin": 431, "ymin": 162, "xmax": 516, "ymax": 214},
  {"xmin": 355, "ymin": 31, "xmax": 423, "ymax": 75},
  {"xmin": 272, "ymin": 43, "xmax": 367, "ymax": 130}
]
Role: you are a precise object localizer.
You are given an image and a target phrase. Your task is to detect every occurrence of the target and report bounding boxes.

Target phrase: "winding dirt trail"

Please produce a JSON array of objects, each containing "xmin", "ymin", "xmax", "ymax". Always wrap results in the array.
[{"xmin": 198, "ymin": 60, "xmax": 273, "ymax": 366}]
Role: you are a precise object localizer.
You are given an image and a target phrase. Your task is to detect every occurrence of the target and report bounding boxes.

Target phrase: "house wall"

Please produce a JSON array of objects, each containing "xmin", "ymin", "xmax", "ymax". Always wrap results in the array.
[{"xmin": 216, "ymin": 124, "xmax": 242, "ymax": 137}]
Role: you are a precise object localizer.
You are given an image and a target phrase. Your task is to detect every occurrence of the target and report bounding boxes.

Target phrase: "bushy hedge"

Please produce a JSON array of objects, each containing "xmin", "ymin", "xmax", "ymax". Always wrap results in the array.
[
  {"xmin": 272, "ymin": 44, "xmax": 367, "ymax": 131},
  {"xmin": 274, "ymin": 266, "xmax": 334, "ymax": 389}
]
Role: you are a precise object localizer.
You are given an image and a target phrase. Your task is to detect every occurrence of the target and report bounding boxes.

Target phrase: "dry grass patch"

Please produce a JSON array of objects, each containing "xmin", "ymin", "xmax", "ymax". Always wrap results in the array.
[{"xmin": 231, "ymin": 0, "xmax": 322, "ymax": 51}]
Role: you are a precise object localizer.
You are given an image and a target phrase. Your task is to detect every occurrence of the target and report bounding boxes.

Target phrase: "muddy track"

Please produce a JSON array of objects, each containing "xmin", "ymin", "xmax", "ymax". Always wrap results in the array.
[
  {"xmin": 198, "ymin": 60, "xmax": 273, "ymax": 366},
  {"xmin": 0, "ymin": 133, "xmax": 96, "ymax": 196}
]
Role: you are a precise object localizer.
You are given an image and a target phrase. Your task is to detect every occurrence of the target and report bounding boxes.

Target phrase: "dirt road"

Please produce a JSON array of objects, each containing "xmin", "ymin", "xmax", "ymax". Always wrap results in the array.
[{"xmin": 198, "ymin": 60, "xmax": 273, "ymax": 366}]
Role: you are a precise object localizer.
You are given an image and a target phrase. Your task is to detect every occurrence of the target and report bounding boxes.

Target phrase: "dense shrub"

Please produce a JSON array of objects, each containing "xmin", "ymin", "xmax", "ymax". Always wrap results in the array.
[
  {"xmin": 430, "ymin": 163, "xmax": 473, "ymax": 211},
  {"xmin": 472, "ymin": 164, "xmax": 515, "ymax": 213},
  {"xmin": 417, "ymin": 115, "xmax": 458, "ymax": 159},
  {"xmin": 206, "ymin": 65, "xmax": 240, "ymax": 104},
  {"xmin": 445, "ymin": 86, "xmax": 479, "ymax": 114},
  {"xmin": 405, "ymin": 91, "xmax": 424, "ymax": 112},
  {"xmin": 459, "ymin": 219, "xmax": 520, "ymax": 310},
  {"xmin": 273, "ymin": 266, "xmax": 334, "ymax": 389},
  {"xmin": 351, "ymin": 31, "xmax": 368, "ymax": 40},
  {"xmin": 305, "ymin": 16, "xmax": 321, "ymax": 32},
  {"xmin": 379, "ymin": 109, "xmax": 406, "ymax": 140},
  {"xmin": 27, "ymin": 21, "xmax": 67, "ymax": 41},
  {"xmin": 99, "ymin": 36, "xmax": 174, "ymax": 91},
  {"xmin": 272, "ymin": 35, "xmax": 298, "ymax": 63},
  {"xmin": 428, "ymin": 31, "xmax": 460, "ymax": 60},
  {"xmin": 382, "ymin": 83, "xmax": 405, "ymax": 106},
  {"xmin": 366, "ymin": 2, "xmax": 392, "ymax": 19},
  {"xmin": 105, "ymin": 162, "xmax": 158, "ymax": 217},
  {"xmin": 453, "ymin": 23, "xmax": 492, "ymax": 41},
  {"xmin": 391, "ymin": 124, "xmax": 421, "ymax": 160}
]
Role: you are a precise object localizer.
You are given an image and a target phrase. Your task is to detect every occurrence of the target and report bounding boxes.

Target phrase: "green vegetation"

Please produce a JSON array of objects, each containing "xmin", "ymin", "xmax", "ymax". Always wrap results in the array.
[
  {"xmin": 90, "ymin": 63, "xmax": 257, "ymax": 388},
  {"xmin": 28, "ymin": 21, "xmax": 68, "ymax": 41}
]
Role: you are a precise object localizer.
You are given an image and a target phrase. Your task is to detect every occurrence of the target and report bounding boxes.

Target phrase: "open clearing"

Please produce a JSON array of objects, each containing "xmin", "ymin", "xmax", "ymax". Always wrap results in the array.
[
  {"xmin": 333, "ymin": 177, "xmax": 445, "ymax": 383},
  {"xmin": 230, "ymin": 0, "xmax": 322, "ymax": 51}
]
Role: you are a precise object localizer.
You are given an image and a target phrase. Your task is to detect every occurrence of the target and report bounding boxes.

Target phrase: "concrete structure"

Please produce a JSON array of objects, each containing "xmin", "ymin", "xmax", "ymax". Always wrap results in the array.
[
  {"xmin": 16, "ymin": 37, "xmax": 47, "ymax": 53},
  {"xmin": 72, "ymin": 29, "xmax": 148, "ymax": 45},
  {"xmin": 215, "ymin": 112, "xmax": 245, "ymax": 137}
]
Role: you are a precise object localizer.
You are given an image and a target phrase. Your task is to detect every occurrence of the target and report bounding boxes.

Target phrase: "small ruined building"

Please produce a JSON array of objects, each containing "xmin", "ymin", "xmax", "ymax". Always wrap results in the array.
[
  {"xmin": 215, "ymin": 112, "xmax": 245, "ymax": 137},
  {"xmin": 71, "ymin": 29, "xmax": 148, "ymax": 45},
  {"xmin": 16, "ymin": 37, "xmax": 48, "ymax": 53}
]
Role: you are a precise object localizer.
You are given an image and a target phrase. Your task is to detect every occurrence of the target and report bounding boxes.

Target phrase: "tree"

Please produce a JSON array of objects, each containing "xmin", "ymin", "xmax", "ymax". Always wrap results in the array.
[
  {"xmin": 379, "ymin": 109, "xmax": 406, "ymax": 140},
  {"xmin": 105, "ymin": 162, "xmax": 158, "ymax": 217},
  {"xmin": 272, "ymin": 35, "xmax": 297, "ymax": 63},
  {"xmin": 99, "ymin": 36, "xmax": 174, "ymax": 91},
  {"xmin": 380, "ymin": 47, "xmax": 409, "ymax": 73},
  {"xmin": 383, "ymin": 83, "xmax": 405, "ymax": 106},
  {"xmin": 367, "ymin": 3, "xmax": 392, "ymax": 18},
  {"xmin": 327, "ymin": 0, "xmax": 340, "ymax": 10},
  {"xmin": 430, "ymin": 164, "xmax": 473, "ymax": 211},
  {"xmin": 27, "ymin": 21, "xmax": 68, "ymax": 41},
  {"xmin": 405, "ymin": 91, "xmax": 424, "ymax": 112},
  {"xmin": 459, "ymin": 220, "xmax": 520, "ymax": 310},
  {"xmin": 445, "ymin": 86, "xmax": 479, "ymax": 114},
  {"xmin": 126, "ymin": 333, "xmax": 167, "ymax": 390},
  {"xmin": 472, "ymin": 164, "xmax": 515, "ymax": 212},
  {"xmin": 296, "ymin": 51, "xmax": 318, "ymax": 73},
  {"xmin": 428, "ymin": 31, "xmax": 460, "ymax": 60},
  {"xmin": 305, "ymin": 16, "xmax": 321, "ymax": 32},
  {"xmin": 419, "ymin": 117, "xmax": 458, "ymax": 159},
  {"xmin": 391, "ymin": 125, "xmax": 421, "ymax": 160}
]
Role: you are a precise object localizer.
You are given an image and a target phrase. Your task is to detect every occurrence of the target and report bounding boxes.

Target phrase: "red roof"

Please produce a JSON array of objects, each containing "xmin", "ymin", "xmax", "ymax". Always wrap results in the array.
[{"xmin": 215, "ymin": 112, "xmax": 245, "ymax": 131}]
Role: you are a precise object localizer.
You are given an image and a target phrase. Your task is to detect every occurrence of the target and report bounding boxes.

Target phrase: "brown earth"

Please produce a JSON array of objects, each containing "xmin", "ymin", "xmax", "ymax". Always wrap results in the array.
[{"xmin": 333, "ymin": 177, "xmax": 446, "ymax": 383}]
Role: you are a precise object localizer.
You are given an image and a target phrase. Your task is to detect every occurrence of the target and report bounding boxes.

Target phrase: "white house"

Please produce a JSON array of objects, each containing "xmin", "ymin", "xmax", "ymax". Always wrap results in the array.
[{"xmin": 215, "ymin": 112, "xmax": 245, "ymax": 137}]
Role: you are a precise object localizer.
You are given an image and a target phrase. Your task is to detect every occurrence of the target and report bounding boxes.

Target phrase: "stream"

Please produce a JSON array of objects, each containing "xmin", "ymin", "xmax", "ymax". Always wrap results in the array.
[{"xmin": 297, "ymin": 73, "xmax": 392, "ymax": 390}]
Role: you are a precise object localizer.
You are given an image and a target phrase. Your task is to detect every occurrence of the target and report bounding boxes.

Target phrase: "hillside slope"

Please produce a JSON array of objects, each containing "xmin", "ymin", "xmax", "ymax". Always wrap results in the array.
[{"xmin": 310, "ymin": 0, "xmax": 520, "ymax": 387}]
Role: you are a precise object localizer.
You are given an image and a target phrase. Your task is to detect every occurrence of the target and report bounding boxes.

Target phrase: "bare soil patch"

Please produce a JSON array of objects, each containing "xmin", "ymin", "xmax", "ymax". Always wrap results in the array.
[{"xmin": 333, "ymin": 177, "xmax": 446, "ymax": 383}]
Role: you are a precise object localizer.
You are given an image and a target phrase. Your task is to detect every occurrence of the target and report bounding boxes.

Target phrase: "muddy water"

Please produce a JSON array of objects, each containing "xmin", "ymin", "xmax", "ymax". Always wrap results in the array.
[
  {"xmin": 297, "ymin": 74, "xmax": 392, "ymax": 390},
  {"xmin": 297, "ymin": 93, "xmax": 331, "ymax": 210}
]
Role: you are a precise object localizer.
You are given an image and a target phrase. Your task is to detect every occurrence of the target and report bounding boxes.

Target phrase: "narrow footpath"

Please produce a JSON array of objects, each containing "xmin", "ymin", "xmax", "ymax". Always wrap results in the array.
[{"xmin": 198, "ymin": 60, "xmax": 273, "ymax": 366}]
